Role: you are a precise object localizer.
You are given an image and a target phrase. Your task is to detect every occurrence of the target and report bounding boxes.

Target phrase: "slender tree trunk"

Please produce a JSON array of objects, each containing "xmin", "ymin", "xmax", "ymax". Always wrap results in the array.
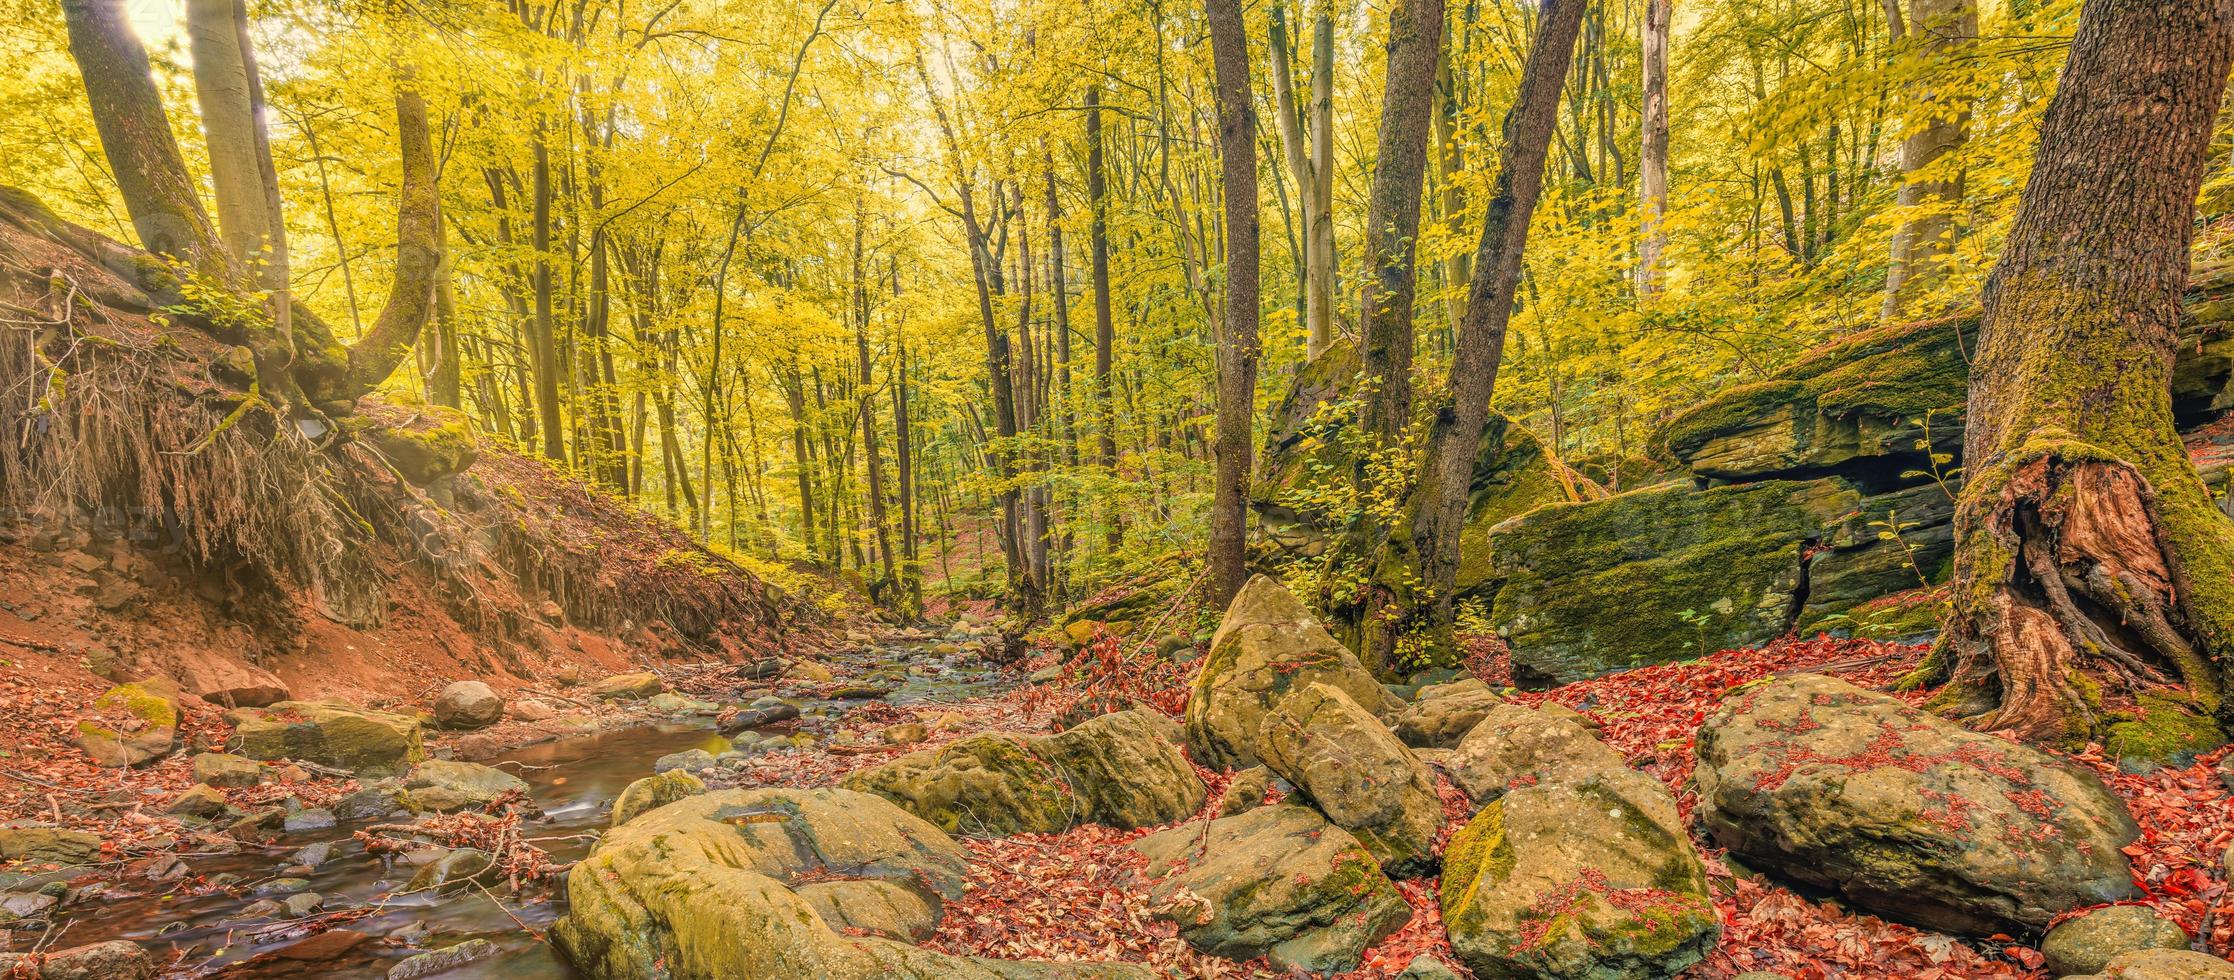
[
  {"xmin": 1364, "ymin": 0, "xmax": 1588, "ymax": 672},
  {"xmin": 185, "ymin": 0, "xmax": 281, "ymax": 278},
  {"xmin": 1882, "ymin": 0, "xmax": 1978, "ymax": 320},
  {"xmin": 342, "ymin": 77, "xmax": 441, "ymax": 396},
  {"xmin": 1358, "ymin": 0, "xmax": 1447, "ymax": 445},
  {"xmin": 1922, "ymin": 0, "xmax": 2234, "ymax": 752},
  {"xmin": 1087, "ymin": 85, "xmax": 1123, "ymax": 551},
  {"xmin": 1638, "ymin": 0, "xmax": 1672, "ymax": 301},
  {"xmin": 530, "ymin": 126, "xmax": 564, "ymax": 461},
  {"xmin": 853, "ymin": 202, "xmax": 897, "ymax": 600},
  {"xmin": 1204, "ymin": 0, "xmax": 1261, "ymax": 609}
]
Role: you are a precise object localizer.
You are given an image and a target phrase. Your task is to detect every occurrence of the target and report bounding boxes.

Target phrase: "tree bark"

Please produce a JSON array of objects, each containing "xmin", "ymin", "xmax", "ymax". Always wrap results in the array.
[
  {"xmin": 1358, "ymin": 0, "xmax": 1447, "ymax": 445},
  {"xmin": 1924, "ymin": 0, "xmax": 2234, "ymax": 749},
  {"xmin": 1087, "ymin": 85, "xmax": 1123, "ymax": 551},
  {"xmin": 1638, "ymin": 0, "xmax": 1671, "ymax": 302},
  {"xmin": 1363, "ymin": 0, "xmax": 1588, "ymax": 673},
  {"xmin": 1204, "ymin": 0, "xmax": 1261, "ymax": 609},
  {"xmin": 184, "ymin": 0, "xmax": 282, "ymax": 283},
  {"xmin": 1882, "ymin": 0, "xmax": 1977, "ymax": 321},
  {"xmin": 342, "ymin": 79, "xmax": 441, "ymax": 397}
]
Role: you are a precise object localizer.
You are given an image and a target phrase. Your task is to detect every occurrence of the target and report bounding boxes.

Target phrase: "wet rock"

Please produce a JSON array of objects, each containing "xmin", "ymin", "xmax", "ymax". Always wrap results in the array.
[
  {"xmin": 783, "ymin": 661, "xmax": 835, "ymax": 683},
  {"xmin": 592, "ymin": 672, "xmax": 664, "ymax": 700},
  {"xmin": 0, "ymin": 891, "xmax": 57, "ymax": 924},
  {"xmin": 165, "ymin": 784, "xmax": 229, "ymax": 820},
  {"xmin": 251, "ymin": 876, "xmax": 310, "ymax": 896},
  {"xmin": 1441, "ymin": 765, "xmax": 1718, "ymax": 980},
  {"xmin": 289, "ymin": 841, "xmax": 333, "ymax": 869},
  {"xmin": 1446, "ymin": 703, "xmax": 1629, "ymax": 800},
  {"xmin": 280, "ymin": 892, "xmax": 323, "ymax": 917},
  {"xmin": 332, "ymin": 781, "xmax": 405, "ymax": 821},
  {"xmin": 611, "ymin": 770, "xmax": 704, "ymax": 828},
  {"xmin": 398, "ymin": 760, "xmax": 532, "ymax": 814},
  {"xmin": 554, "ymin": 787, "xmax": 1142, "ymax": 979},
  {"xmin": 647, "ymin": 692, "xmax": 713, "ymax": 715},
  {"xmin": 407, "ymin": 847, "xmax": 495, "ymax": 892},
  {"xmin": 2070, "ymin": 948, "xmax": 2234, "ymax": 979},
  {"xmin": 432, "ymin": 681, "xmax": 504, "ymax": 730},
  {"xmin": 1132, "ymin": 804, "xmax": 1410, "ymax": 975},
  {"xmin": 0, "ymin": 940, "xmax": 154, "ymax": 979},
  {"xmin": 72, "ymin": 679, "xmax": 182, "ymax": 767},
  {"xmin": 653, "ymin": 748, "xmax": 718, "ymax": 774},
  {"xmin": 386, "ymin": 938, "xmax": 498, "ymax": 980},
  {"xmin": 227, "ymin": 700, "xmax": 427, "ymax": 777},
  {"xmin": 192, "ymin": 752, "xmax": 263, "ymax": 788},
  {"xmin": 1186, "ymin": 576, "xmax": 1402, "ymax": 770},
  {"xmin": 828, "ymin": 683, "xmax": 896, "ymax": 700},
  {"xmin": 1695, "ymin": 674, "xmax": 2141, "ymax": 934},
  {"xmin": 283, "ymin": 807, "xmax": 337, "ymax": 833},
  {"xmin": 795, "ymin": 879, "xmax": 941, "ymax": 941},
  {"xmin": 1259, "ymin": 682, "xmax": 1441, "ymax": 873},
  {"xmin": 1391, "ymin": 681, "xmax": 1503, "ymax": 748},
  {"xmin": 2042, "ymin": 906, "xmax": 2191, "ymax": 976},
  {"xmin": 0, "ymin": 827, "xmax": 101, "ymax": 865}
]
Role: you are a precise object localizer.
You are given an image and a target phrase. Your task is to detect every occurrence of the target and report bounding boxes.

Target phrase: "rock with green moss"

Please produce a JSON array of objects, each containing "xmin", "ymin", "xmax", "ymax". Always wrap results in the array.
[
  {"xmin": 593, "ymin": 672, "xmax": 665, "ymax": 701},
  {"xmin": 1486, "ymin": 480, "xmax": 1858, "ymax": 683},
  {"xmin": 793, "ymin": 879, "xmax": 941, "ymax": 942},
  {"xmin": 2042, "ymin": 906, "xmax": 2191, "ymax": 976},
  {"xmin": 191, "ymin": 753, "xmax": 262, "ymax": 788},
  {"xmin": 611, "ymin": 769, "xmax": 705, "ymax": 828},
  {"xmin": 1259, "ymin": 682, "xmax": 1441, "ymax": 874},
  {"xmin": 1440, "ymin": 763, "xmax": 1716, "ymax": 980},
  {"xmin": 1392, "ymin": 681, "xmax": 1503, "ymax": 749},
  {"xmin": 1036, "ymin": 710, "xmax": 1207, "ymax": 829},
  {"xmin": 2067, "ymin": 948, "xmax": 2234, "ymax": 980},
  {"xmin": 1695, "ymin": 674, "xmax": 2139, "ymax": 935},
  {"xmin": 73, "ymin": 680, "xmax": 183, "ymax": 768},
  {"xmin": 357, "ymin": 402, "xmax": 479, "ymax": 485},
  {"xmin": 2104, "ymin": 691, "xmax": 2227, "ymax": 772},
  {"xmin": 845, "ymin": 712, "xmax": 1205, "ymax": 836},
  {"xmin": 0, "ymin": 940, "xmax": 154, "ymax": 980},
  {"xmin": 226, "ymin": 700, "xmax": 426, "ymax": 777},
  {"xmin": 1445, "ymin": 703, "xmax": 1630, "ymax": 801},
  {"xmin": 1187, "ymin": 576, "xmax": 1403, "ymax": 770},
  {"xmin": 553, "ymin": 787, "xmax": 1151, "ymax": 980},
  {"xmin": 1131, "ymin": 804, "xmax": 1411, "ymax": 975},
  {"xmin": 1792, "ymin": 482, "xmax": 1957, "ymax": 634},
  {"xmin": 397, "ymin": 760, "xmax": 533, "ymax": 814},
  {"xmin": 0, "ymin": 827, "xmax": 102, "ymax": 866}
]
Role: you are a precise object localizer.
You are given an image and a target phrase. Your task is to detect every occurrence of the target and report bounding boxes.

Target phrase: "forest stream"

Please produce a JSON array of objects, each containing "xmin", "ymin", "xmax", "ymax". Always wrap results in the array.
[{"xmin": 40, "ymin": 639, "xmax": 1017, "ymax": 979}]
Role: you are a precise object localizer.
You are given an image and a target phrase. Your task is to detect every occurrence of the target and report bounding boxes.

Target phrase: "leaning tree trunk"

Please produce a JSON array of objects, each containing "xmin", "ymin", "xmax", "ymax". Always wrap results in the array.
[
  {"xmin": 1203, "ymin": 0, "xmax": 1261, "ymax": 609},
  {"xmin": 1925, "ymin": 0, "xmax": 2234, "ymax": 750}
]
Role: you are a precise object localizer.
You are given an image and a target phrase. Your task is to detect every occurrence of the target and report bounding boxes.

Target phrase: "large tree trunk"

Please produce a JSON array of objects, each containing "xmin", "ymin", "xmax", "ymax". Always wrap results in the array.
[
  {"xmin": 1204, "ymin": 0, "xmax": 1261, "ymax": 609},
  {"xmin": 1925, "ymin": 0, "xmax": 2234, "ymax": 751},
  {"xmin": 1357, "ymin": 0, "xmax": 1447, "ymax": 445},
  {"xmin": 184, "ymin": 0, "xmax": 283, "ymax": 287},
  {"xmin": 1637, "ymin": 0, "xmax": 1671, "ymax": 302},
  {"xmin": 1359, "ymin": 0, "xmax": 1588, "ymax": 673},
  {"xmin": 1881, "ymin": 0, "xmax": 1977, "ymax": 321}
]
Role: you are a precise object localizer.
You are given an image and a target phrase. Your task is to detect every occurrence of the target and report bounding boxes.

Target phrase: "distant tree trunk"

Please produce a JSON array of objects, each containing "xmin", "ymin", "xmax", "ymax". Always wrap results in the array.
[
  {"xmin": 530, "ymin": 126, "xmax": 564, "ymax": 461},
  {"xmin": 419, "ymin": 209, "xmax": 463, "ymax": 408},
  {"xmin": 1637, "ymin": 0, "xmax": 1671, "ymax": 301},
  {"xmin": 1882, "ymin": 0, "xmax": 1977, "ymax": 321},
  {"xmin": 1434, "ymin": 52, "xmax": 1472, "ymax": 332},
  {"xmin": 1086, "ymin": 85, "xmax": 1123, "ymax": 551},
  {"xmin": 781, "ymin": 362, "xmax": 819, "ymax": 557},
  {"xmin": 1362, "ymin": 0, "xmax": 1588, "ymax": 672},
  {"xmin": 852, "ymin": 201, "xmax": 897, "ymax": 600},
  {"xmin": 1358, "ymin": 0, "xmax": 1447, "ymax": 445},
  {"xmin": 1204, "ymin": 0, "xmax": 1261, "ymax": 609},
  {"xmin": 1923, "ymin": 0, "xmax": 2234, "ymax": 749},
  {"xmin": 1270, "ymin": 2, "xmax": 1337, "ymax": 360},
  {"xmin": 1307, "ymin": 6, "xmax": 1335, "ymax": 354}
]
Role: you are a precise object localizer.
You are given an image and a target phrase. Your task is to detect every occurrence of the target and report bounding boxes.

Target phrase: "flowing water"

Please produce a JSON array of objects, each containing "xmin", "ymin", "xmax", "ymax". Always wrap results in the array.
[{"xmin": 43, "ymin": 639, "xmax": 1013, "ymax": 978}]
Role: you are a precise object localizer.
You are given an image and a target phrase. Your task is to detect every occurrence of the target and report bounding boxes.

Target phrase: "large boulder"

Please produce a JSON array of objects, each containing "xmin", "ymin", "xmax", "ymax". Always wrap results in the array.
[
  {"xmin": 1132, "ymin": 804, "xmax": 1411, "ymax": 975},
  {"xmin": 1445, "ymin": 703, "xmax": 1629, "ymax": 801},
  {"xmin": 844, "ymin": 712, "xmax": 1205, "ymax": 836},
  {"xmin": 1440, "ymin": 765, "xmax": 1718, "ymax": 979},
  {"xmin": 0, "ymin": 826, "xmax": 102, "ymax": 865},
  {"xmin": 432, "ymin": 681, "xmax": 504, "ymax": 730},
  {"xmin": 2042, "ymin": 906, "xmax": 2192, "ymax": 976},
  {"xmin": 73, "ymin": 680, "xmax": 182, "ymax": 768},
  {"xmin": 1485, "ymin": 480, "xmax": 1858, "ymax": 683},
  {"xmin": 1186, "ymin": 576, "xmax": 1402, "ymax": 770},
  {"xmin": 227, "ymin": 700, "xmax": 427, "ymax": 777},
  {"xmin": 553, "ymin": 788, "xmax": 1153, "ymax": 980},
  {"xmin": 396, "ymin": 760, "xmax": 533, "ymax": 814},
  {"xmin": 1391, "ymin": 680, "xmax": 1503, "ymax": 749},
  {"xmin": 1694, "ymin": 674, "xmax": 2141, "ymax": 934},
  {"xmin": 2071, "ymin": 949, "xmax": 2234, "ymax": 980},
  {"xmin": 1259, "ymin": 682, "xmax": 1441, "ymax": 873},
  {"xmin": 611, "ymin": 770, "xmax": 705, "ymax": 828}
]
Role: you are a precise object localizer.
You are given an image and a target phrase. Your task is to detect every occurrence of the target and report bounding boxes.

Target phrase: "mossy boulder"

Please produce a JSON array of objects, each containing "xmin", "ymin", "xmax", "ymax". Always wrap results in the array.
[
  {"xmin": 1131, "ymin": 804, "xmax": 1411, "ymax": 975},
  {"xmin": 396, "ymin": 760, "xmax": 533, "ymax": 814},
  {"xmin": 73, "ymin": 680, "xmax": 183, "ymax": 768},
  {"xmin": 226, "ymin": 700, "xmax": 427, "ymax": 777},
  {"xmin": 1440, "ymin": 765, "xmax": 1718, "ymax": 980},
  {"xmin": 844, "ymin": 712, "xmax": 1205, "ymax": 836},
  {"xmin": 191, "ymin": 752, "xmax": 262, "ymax": 788},
  {"xmin": 611, "ymin": 770, "xmax": 706, "ymax": 829},
  {"xmin": 1445, "ymin": 703, "xmax": 1630, "ymax": 801},
  {"xmin": 1392, "ymin": 680, "xmax": 1503, "ymax": 749},
  {"xmin": 593, "ymin": 672, "xmax": 665, "ymax": 701},
  {"xmin": 358, "ymin": 402, "xmax": 478, "ymax": 485},
  {"xmin": 1187, "ymin": 576, "xmax": 1402, "ymax": 770},
  {"xmin": 2070, "ymin": 949, "xmax": 2234, "ymax": 980},
  {"xmin": 0, "ymin": 826, "xmax": 102, "ymax": 866},
  {"xmin": 553, "ymin": 787, "xmax": 1151, "ymax": 980},
  {"xmin": 1259, "ymin": 682, "xmax": 1442, "ymax": 874},
  {"xmin": 793, "ymin": 880, "xmax": 941, "ymax": 942},
  {"xmin": 2042, "ymin": 906, "xmax": 2191, "ymax": 976},
  {"xmin": 1485, "ymin": 479, "xmax": 1858, "ymax": 683},
  {"xmin": 0, "ymin": 940, "xmax": 155, "ymax": 980},
  {"xmin": 1694, "ymin": 674, "xmax": 2140, "ymax": 935}
]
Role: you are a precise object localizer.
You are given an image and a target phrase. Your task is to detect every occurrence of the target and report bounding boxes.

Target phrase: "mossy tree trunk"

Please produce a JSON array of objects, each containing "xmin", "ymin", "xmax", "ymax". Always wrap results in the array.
[{"xmin": 1926, "ymin": 0, "xmax": 2234, "ymax": 748}]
